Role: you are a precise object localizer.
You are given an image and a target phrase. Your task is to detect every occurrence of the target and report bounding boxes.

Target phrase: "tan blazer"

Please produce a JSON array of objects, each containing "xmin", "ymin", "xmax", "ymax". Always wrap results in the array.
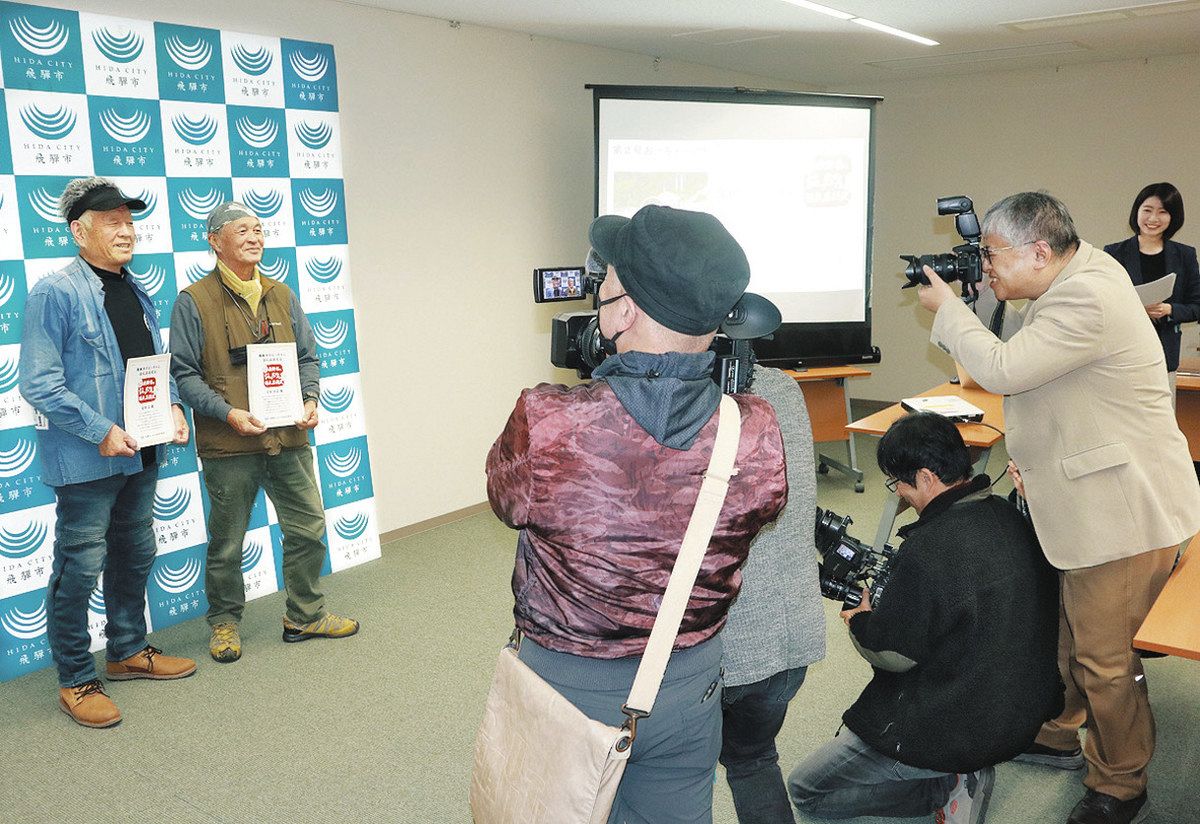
[{"xmin": 932, "ymin": 241, "xmax": 1200, "ymax": 569}]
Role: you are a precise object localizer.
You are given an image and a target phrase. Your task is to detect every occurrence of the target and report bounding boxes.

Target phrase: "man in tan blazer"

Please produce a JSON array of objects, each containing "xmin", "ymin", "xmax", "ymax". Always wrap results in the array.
[{"xmin": 916, "ymin": 191, "xmax": 1200, "ymax": 824}]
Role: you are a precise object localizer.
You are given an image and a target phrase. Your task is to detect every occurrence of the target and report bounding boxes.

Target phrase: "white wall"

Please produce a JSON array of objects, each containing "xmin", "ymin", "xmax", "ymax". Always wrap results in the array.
[
  {"xmin": 837, "ymin": 53, "xmax": 1200, "ymax": 402},
  {"xmin": 55, "ymin": 0, "xmax": 801, "ymax": 531}
]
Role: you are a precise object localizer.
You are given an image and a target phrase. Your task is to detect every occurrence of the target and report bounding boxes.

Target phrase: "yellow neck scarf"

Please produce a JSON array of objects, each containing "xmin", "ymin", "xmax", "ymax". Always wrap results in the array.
[{"xmin": 217, "ymin": 260, "xmax": 263, "ymax": 315}]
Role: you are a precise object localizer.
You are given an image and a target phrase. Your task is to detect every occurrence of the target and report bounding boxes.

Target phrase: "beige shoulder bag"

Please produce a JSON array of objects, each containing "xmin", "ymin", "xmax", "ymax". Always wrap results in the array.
[{"xmin": 469, "ymin": 394, "xmax": 742, "ymax": 824}]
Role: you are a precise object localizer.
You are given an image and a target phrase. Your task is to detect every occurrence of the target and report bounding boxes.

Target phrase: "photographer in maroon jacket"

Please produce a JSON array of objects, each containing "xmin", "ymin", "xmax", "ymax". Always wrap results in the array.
[{"xmin": 486, "ymin": 205, "xmax": 787, "ymax": 824}]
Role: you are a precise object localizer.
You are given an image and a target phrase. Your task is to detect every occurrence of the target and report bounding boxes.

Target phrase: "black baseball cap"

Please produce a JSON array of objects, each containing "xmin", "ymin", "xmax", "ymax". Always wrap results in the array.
[
  {"xmin": 64, "ymin": 183, "xmax": 147, "ymax": 224},
  {"xmin": 588, "ymin": 205, "xmax": 751, "ymax": 336}
]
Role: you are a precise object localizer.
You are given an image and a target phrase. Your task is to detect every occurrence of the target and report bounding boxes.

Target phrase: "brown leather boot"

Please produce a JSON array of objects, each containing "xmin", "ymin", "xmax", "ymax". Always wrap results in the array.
[
  {"xmin": 59, "ymin": 679, "xmax": 121, "ymax": 728},
  {"xmin": 105, "ymin": 645, "xmax": 197, "ymax": 681}
]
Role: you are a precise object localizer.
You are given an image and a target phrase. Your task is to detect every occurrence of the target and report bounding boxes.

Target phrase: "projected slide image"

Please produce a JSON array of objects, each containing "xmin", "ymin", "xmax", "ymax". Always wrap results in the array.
[
  {"xmin": 613, "ymin": 171, "xmax": 709, "ymax": 212},
  {"xmin": 604, "ymin": 138, "xmax": 866, "ymax": 300}
]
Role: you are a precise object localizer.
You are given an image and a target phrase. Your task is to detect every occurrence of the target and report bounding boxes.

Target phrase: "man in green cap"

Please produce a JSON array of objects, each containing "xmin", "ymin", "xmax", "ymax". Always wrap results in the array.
[{"xmin": 170, "ymin": 201, "xmax": 358, "ymax": 663}]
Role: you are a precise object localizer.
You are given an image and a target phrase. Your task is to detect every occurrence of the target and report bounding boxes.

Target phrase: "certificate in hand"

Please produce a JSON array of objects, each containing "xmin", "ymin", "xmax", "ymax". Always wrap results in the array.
[
  {"xmin": 247, "ymin": 343, "xmax": 304, "ymax": 428},
  {"xmin": 123, "ymin": 353, "xmax": 174, "ymax": 447}
]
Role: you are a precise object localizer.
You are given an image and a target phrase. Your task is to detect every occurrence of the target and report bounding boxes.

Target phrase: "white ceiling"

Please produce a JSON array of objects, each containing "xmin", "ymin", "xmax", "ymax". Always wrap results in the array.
[{"xmin": 344, "ymin": 0, "xmax": 1200, "ymax": 87}]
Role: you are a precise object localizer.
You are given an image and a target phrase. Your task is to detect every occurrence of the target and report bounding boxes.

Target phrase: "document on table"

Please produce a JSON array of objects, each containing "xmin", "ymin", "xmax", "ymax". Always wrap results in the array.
[
  {"xmin": 123, "ymin": 353, "xmax": 174, "ymax": 447},
  {"xmin": 247, "ymin": 342, "xmax": 304, "ymax": 428},
  {"xmin": 900, "ymin": 395, "xmax": 985, "ymax": 422},
  {"xmin": 1136, "ymin": 273, "xmax": 1175, "ymax": 307}
]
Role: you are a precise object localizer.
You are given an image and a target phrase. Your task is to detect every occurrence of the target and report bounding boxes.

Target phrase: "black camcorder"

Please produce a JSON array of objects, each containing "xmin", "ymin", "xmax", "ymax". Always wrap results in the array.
[
  {"xmin": 814, "ymin": 507, "xmax": 898, "ymax": 610},
  {"xmin": 545, "ymin": 253, "xmax": 782, "ymax": 395},
  {"xmin": 900, "ymin": 195, "xmax": 984, "ymax": 302}
]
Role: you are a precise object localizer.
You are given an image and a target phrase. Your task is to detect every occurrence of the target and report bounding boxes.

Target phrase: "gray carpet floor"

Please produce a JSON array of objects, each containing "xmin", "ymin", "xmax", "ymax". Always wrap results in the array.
[{"xmin": 1, "ymin": 438, "xmax": 1197, "ymax": 823}]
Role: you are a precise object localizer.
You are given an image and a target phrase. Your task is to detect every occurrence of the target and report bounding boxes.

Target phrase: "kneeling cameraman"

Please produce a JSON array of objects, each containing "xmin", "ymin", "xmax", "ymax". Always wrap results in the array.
[{"xmin": 789, "ymin": 412, "xmax": 1061, "ymax": 824}]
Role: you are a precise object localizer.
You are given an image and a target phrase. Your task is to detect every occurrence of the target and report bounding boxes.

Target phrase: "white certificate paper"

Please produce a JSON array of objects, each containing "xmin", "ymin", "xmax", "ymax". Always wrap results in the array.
[
  {"xmin": 247, "ymin": 343, "xmax": 304, "ymax": 428},
  {"xmin": 123, "ymin": 353, "xmax": 174, "ymax": 447},
  {"xmin": 1136, "ymin": 273, "xmax": 1175, "ymax": 307}
]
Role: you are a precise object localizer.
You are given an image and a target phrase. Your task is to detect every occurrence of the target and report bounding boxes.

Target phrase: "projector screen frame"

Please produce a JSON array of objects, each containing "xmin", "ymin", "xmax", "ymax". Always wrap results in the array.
[{"xmin": 588, "ymin": 84, "xmax": 882, "ymax": 369}]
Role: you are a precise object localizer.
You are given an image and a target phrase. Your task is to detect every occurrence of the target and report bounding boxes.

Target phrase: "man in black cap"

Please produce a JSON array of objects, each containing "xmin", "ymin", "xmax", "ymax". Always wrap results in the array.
[
  {"xmin": 20, "ymin": 176, "xmax": 196, "ymax": 729},
  {"xmin": 486, "ymin": 205, "xmax": 789, "ymax": 823}
]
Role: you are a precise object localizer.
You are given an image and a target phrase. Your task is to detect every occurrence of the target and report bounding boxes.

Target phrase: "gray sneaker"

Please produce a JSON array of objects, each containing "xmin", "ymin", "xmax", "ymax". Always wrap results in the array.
[
  {"xmin": 936, "ymin": 766, "xmax": 995, "ymax": 824},
  {"xmin": 1012, "ymin": 742, "xmax": 1085, "ymax": 770}
]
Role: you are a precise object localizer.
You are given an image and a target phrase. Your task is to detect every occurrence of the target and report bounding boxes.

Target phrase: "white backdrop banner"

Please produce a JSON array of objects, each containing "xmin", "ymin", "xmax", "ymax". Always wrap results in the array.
[{"xmin": 0, "ymin": 1, "xmax": 379, "ymax": 682}]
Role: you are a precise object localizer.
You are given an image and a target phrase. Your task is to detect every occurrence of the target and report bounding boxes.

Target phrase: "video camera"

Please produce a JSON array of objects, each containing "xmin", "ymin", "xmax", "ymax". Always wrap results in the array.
[
  {"xmin": 543, "ymin": 252, "xmax": 782, "ymax": 394},
  {"xmin": 814, "ymin": 507, "xmax": 898, "ymax": 610},
  {"xmin": 900, "ymin": 195, "xmax": 984, "ymax": 302}
]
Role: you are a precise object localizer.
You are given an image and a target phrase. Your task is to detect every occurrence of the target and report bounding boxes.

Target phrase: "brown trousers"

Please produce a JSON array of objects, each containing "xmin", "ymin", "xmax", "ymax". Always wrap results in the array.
[{"xmin": 1036, "ymin": 545, "xmax": 1180, "ymax": 800}]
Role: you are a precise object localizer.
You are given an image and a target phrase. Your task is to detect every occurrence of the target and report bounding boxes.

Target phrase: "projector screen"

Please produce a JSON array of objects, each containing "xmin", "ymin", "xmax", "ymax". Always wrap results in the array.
[{"xmin": 592, "ymin": 86, "xmax": 880, "ymax": 366}]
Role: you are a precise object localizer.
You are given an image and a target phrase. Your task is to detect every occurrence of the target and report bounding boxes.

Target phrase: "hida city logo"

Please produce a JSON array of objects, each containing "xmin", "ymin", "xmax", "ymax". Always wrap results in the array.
[
  {"xmin": 318, "ymin": 435, "xmax": 374, "ymax": 504},
  {"xmin": 153, "ymin": 486, "xmax": 191, "ymax": 521},
  {"xmin": 242, "ymin": 188, "xmax": 282, "ymax": 218},
  {"xmin": 295, "ymin": 119, "xmax": 331, "ymax": 150},
  {"xmin": 161, "ymin": 102, "xmax": 230, "ymax": 176},
  {"xmin": 155, "ymin": 22, "xmax": 222, "ymax": 103},
  {"xmin": 147, "ymin": 545, "xmax": 208, "ymax": 629},
  {"xmin": 2, "ymin": 6, "xmax": 86, "ymax": 93},
  {"xmin": 333, "ymin": 511, "xmax": 369, "ymax": 541},
  {"xmin": 313, "ymin": 317, "xmax": 348, "ymax": 349},
  {"xmin": 321, "ymin": 385, "xmax": 354, "ymax": 415},
  {"xmin": 153, "ymin": 554, "xmax": 201, "ymax": 593},
  {"xmin": 281, "ymin": 39, "xmax": 337, "ymax": 111},
  {"xmin": 0, "ymin": 519, "xmax": 48, "ymax": 559},
  {"xmin": 163, "ymin": 34, "xmax": 211, "ymax": 71},
  {"xmin": 307, "ymin": 255, "xmax": 342, "ymax": 284},
  {"xmin": 0, "ymin": 354, "xmax": 18, "ymax": 394},
  {"xmin": 167, "ymin": 178, "xmax": 233, "ymax": 250},
  {"xmin": 231, "ymin": 44, "xmax": 272, "ymax": 76},
  {"xmin": 0, "ymin": 436, "xmax": 37, "ymax": 478},
  {"xmin": 228, "ymin": 105, "xmax": 287, "ymax": 176},
  {"xmin": 92, "ymin": 26, "xmax": 143, "ymax": 63},
  {"xmin": 89, "ymin": 97, "xmax": 165, "ymax": 176},
  {"xmin": 309, "ymin": 309, "xmax": 358, "ymax": 377},
  {"xmin": 128, "ymin": 253, "xmax": 177, "ymax": 328},
  {"xmin": 171, "ymin": 112, "xmax": 217, "ymax": 145},
  {"xmin": 292, "ymin": 180, "xmax": 346, "ymax": 245},
  {"xmin": 15, "ymin": 176, "xmax": 77, "ymax": 258},
  {"xmin": 0, "ymin": 589, "xmax": 51, "ymax": 680},
  {"xmin": 8, "ymin": 14, "xmax": 70, "ymax": 57},
  {"xmin": 177, "ymin": 185, "xmax": 223, "ymax": 220},
  {"xmin": 0, "ymin": 264, "xmax": 24, "ymax": 345},
  {"xmin": 20, "ymin": 104, "xmax": 76, "ymax": 140}
]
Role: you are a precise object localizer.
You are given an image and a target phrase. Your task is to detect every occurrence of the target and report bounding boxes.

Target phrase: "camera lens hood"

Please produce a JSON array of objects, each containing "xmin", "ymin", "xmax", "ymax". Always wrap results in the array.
[{"xmin": 721, "ymin": 292, "xmax": 782, "ymax": 340}]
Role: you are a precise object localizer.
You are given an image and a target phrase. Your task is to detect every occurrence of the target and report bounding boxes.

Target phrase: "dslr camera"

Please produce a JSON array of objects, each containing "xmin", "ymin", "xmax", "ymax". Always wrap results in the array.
[
  {"xmin": 542, "ymin": 252, "xmax": 781, "ymax": 394},
  {"xmin": 900, "ymin": 195, "xmax": 984, "ymax": 302},
  {"xmin": 814, "ymin": 507, "xmax": 898, "ymax": 610}
]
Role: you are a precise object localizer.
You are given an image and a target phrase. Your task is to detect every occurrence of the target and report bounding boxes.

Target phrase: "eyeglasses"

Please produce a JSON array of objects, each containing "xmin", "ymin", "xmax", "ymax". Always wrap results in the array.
[
  {"xmin": 884, "ymin": 477, "xmax": 900, "ymax": 494},
  {"xmin": 980, "ymin": 241, "xmax": 1036, "ymax": 264}
]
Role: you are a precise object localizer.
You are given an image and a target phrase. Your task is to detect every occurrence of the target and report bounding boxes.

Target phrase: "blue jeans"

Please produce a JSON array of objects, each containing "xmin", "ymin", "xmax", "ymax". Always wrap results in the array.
[
  {"xmin": 788, "ymin": 728, "xmax": 957, "ymax": 819},
  {"xmin": 519, "ymin": 635, "xmax": 725, "ymax": 824},
  {"xmin": 721, "ymin": 666, "xmax": 808, "ymax": 824},
  {"xmin": 46, "ymin": 466, "xmax": 159, "ymax": 688}
]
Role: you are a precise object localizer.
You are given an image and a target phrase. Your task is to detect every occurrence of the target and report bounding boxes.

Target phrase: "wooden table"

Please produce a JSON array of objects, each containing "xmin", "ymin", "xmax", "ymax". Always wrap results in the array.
[
  {"xmin": 1175, "ymin": 356, "xmax": 1200, "ymax": 460},
  {"xmin": 785, "ymin": 366, "xmax": 872, "ymax": 492},
  {"xmin": 1134, "ymin": 543, "xmax": 1200, "ymax": 660},
  {"xmin": 846, "ymin": 381, "xmax": 1005, "ymax": 551}
]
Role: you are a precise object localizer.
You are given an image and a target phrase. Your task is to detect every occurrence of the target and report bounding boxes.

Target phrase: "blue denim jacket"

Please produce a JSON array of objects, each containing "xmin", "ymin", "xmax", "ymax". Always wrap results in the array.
[{"xmin": 18, "ymin": 257, "xmax": 180, "ymax": 487}]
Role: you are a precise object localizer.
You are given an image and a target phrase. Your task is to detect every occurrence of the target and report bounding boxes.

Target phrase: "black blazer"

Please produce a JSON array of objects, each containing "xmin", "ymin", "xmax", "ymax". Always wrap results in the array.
[{"xmin": 1103, "ymin": 236, "xmax": 1200, "ymax": 372}]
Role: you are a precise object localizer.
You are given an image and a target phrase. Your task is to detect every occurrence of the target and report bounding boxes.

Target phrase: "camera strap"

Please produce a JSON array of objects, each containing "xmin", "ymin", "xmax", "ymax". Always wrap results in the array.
[{"xmin": 622, "ymin": 393, "xmax": 741, "ymax": 719}]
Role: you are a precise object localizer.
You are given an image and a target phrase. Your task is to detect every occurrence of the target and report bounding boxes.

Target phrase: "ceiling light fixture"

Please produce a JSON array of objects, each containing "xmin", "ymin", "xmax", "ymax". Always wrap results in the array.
[
  {"xmin": 781, "ymin": 0, "xmax": 939, "ymax": 46},
  {"xmin": 851, "ymin": 17, "xmax": 940, "ymax": 46},
  {"xmin": 779, "ymin": 0, "xmax": 854, "ymax": 21}
]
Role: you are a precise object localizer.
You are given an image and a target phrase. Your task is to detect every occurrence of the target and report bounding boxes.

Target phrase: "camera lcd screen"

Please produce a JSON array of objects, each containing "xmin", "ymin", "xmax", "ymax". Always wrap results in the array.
[{"xmin": 534, "ymin": 267, "xmax": 587, "ymax": 303}]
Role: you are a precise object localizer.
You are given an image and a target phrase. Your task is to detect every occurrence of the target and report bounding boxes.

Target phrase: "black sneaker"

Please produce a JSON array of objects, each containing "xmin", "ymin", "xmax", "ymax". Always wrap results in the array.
[
  {"xmin": 1066, "ymin": 790, "xmax": 1149, "ymax": 824},
  {"xmin": 1011, "ymin": 741, "xmax": 1085, "ymax": 770}
]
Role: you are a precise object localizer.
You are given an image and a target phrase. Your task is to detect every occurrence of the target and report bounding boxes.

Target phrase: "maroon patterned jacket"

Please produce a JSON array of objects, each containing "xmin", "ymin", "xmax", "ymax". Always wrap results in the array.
[{"xmin": 486, "ymin": 380, "xmax": 788, "ymax": 659}]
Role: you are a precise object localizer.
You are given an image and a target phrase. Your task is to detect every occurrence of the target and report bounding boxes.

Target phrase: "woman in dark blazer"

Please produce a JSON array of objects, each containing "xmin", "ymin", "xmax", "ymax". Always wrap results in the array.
[{"xmin": 1104, "ymin": 182, "xmax": 1200, "ymax": 384}]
